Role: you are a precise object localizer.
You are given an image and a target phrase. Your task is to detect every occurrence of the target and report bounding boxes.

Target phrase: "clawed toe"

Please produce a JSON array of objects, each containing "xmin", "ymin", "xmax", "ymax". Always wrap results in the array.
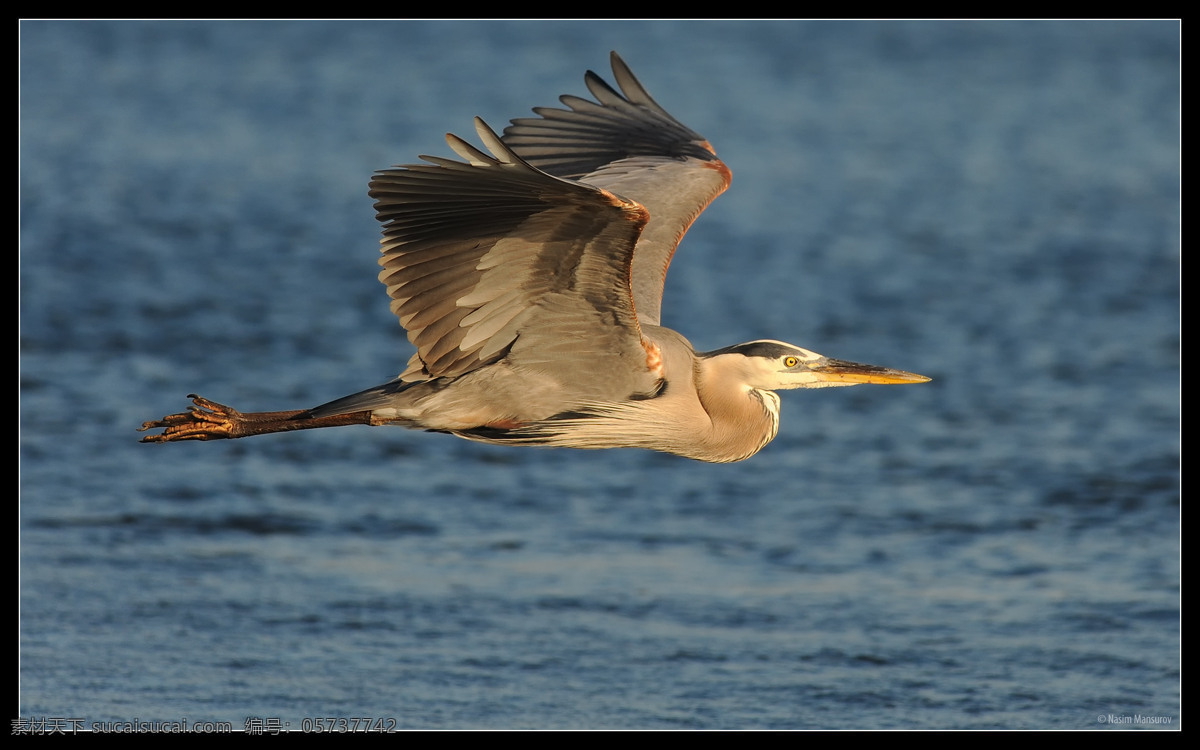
[{"xmin": 138, "ymin": 395, "xmax": 239, "ymax": 442}]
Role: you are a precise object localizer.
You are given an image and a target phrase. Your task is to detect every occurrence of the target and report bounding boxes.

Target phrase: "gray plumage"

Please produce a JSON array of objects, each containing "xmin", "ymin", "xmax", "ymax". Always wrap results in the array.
[{"xmin": 140, "ymin": 53, "xmax": 929, "ymax": 462}]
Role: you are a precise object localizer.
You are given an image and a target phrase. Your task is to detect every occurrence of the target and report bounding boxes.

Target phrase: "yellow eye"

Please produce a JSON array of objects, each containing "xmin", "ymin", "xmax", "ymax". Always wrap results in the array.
[{"xmin": 783, "ymin": 356, "xmax": 799, "ymax": 368}]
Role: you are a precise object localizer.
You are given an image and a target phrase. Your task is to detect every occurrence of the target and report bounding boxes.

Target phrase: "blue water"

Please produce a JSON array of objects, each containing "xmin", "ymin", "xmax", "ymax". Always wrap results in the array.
[{"xmin": 20, "ymin": 21, "xmax": 1178, "ymax": 730}]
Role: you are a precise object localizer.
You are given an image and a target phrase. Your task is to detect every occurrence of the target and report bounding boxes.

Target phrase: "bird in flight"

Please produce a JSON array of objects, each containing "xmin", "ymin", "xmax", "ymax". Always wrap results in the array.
[{"xmin": 140, "ymin": 52, "xmax": 929, "ymax": 462}]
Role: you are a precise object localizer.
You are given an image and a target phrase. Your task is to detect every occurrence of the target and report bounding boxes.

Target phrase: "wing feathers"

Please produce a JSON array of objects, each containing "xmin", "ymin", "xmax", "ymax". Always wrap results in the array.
[
  {"xmin": 502, "ymin": 52, "xmax": 730, "ymax": 326},
  {"xmin": 369, "ymin": 54, "xmax": 725, "ymax": 390},
  {"xmin": 370, "ymin": 118, "xmax": 651, "ymax": 382}
]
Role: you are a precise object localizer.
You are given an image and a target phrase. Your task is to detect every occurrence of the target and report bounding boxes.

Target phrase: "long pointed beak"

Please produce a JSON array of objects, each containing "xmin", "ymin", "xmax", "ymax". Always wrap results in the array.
[{"xmin": 810, "ymin": 358, "xmax": 932, "ymax": 385}]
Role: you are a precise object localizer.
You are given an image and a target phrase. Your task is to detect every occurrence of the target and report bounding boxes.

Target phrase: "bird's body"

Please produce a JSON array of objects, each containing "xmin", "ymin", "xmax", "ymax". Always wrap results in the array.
[
  {"xmin": 141, "ymin": 53, "xmax": 929, "ymax": 463},
  {"xmin": 317, "ymin": 328, "xmax": 778, "ymax": 463}
]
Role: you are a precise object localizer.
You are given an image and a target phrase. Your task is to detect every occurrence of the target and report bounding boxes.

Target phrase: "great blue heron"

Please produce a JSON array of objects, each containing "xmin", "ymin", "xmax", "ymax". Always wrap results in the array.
[{"xmin": 140, "ymin": 52, "xmax": 929, "ymax": 463}]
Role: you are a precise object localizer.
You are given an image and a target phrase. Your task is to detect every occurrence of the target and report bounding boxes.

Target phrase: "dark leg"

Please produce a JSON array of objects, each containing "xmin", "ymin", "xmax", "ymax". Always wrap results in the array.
[{"xmin": 139, "ymin": 395, "xmax": 373, "ymax": 442}]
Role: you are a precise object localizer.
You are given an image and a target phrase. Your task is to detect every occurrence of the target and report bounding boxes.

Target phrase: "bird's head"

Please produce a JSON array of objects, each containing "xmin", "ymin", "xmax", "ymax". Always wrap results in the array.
[{"xmin": 701, "ymin": 340, "xmax": 931, "ymax": 392}]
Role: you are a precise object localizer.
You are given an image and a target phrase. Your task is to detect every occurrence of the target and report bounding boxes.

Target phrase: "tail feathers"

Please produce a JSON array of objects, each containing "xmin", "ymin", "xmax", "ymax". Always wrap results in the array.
[{"xmin": 304, "ymin": 379, "xmax": 421, "ymax": 419}]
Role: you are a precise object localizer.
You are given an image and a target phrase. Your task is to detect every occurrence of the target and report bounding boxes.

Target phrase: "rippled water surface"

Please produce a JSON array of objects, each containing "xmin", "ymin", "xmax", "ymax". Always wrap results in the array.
[{"xmin": 20, "ymin": 20, "xmax": 1178, "ymax": 729}]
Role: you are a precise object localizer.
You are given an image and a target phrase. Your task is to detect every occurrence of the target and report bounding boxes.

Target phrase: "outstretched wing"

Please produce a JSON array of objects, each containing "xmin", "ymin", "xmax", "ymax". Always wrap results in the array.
[
  {"xmin": 371, "ymin": 118, "xmax": 654, "ymax": 394},
  {"xmin": 502, "ymin": 52, "xmax": 732, "ymax": 326}
]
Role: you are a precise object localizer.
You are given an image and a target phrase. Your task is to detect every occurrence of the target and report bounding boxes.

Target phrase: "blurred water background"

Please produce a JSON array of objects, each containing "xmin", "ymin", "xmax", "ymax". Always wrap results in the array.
[{"xmin": 19, "ymin": 20, "xmax": 1179, "ymax": 729}]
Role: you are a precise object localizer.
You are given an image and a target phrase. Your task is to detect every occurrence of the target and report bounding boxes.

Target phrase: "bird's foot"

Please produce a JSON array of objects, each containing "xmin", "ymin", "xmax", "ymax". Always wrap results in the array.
[
  {"xmin": 138, "ymin": 394, "xmax": 248, "ymax": 442},
  {"xmin": 140, "ymin": 395, "xmax": 373, "ymax": 442}
]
